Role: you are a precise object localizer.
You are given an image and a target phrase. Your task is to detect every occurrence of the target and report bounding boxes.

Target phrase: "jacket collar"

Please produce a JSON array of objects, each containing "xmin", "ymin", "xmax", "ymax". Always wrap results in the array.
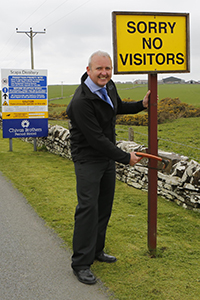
[{"xmin": 81, "ymin": 72, "xmax": 116, "ymax": 111}]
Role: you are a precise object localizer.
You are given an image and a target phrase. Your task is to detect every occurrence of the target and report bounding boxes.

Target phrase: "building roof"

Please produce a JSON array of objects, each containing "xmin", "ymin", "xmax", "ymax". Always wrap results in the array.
[{"xmin": 163, "ymin": 76, "xmax": 183, "ymax": 83}]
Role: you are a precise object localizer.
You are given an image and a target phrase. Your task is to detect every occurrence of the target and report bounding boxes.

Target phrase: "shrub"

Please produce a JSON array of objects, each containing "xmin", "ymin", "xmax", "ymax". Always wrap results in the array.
[
  {"xmin": 48, "ymin": 98, "xmax": 200, "ymax": 125},
  {"xmin": 116, "ymin": 98, "xmax": 200, "ymax": 126}
]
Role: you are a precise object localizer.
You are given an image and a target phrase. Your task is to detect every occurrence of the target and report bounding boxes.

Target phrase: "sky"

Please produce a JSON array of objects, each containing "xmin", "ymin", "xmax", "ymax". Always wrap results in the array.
[{"xmin": 0, "ymin": 0, "xmax": 199, "ymax": 85}]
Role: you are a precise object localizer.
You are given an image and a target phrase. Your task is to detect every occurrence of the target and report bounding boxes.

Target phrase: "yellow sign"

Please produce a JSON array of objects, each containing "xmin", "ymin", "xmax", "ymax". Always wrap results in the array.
[
  {"xmin": 9, "ymin": 99, "xmax": 48, "ymax": 106},
  {"xmin": 2, "ymin": 112, "xmax": 48, "ymax": 119},
  {"xmin": 112, "ymin": 12, "xmax": 190, "ymax": 74}
]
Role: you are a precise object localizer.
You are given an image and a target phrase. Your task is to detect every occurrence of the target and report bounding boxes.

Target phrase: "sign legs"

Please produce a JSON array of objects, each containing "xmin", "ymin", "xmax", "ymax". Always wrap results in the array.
[
  {"xmin": 33, "ymin": 138, "xmax": 37, "ymax": 152},
  {"xmin": 9, "ymin": 138, "xmax": 13, "ymax": 152}
]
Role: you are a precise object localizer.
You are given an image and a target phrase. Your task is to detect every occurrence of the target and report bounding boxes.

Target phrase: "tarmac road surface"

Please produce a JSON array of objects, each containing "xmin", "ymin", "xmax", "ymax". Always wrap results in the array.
[{"xmin": 0, "ymin": 171, "xmax": 111, "ymax": 300}]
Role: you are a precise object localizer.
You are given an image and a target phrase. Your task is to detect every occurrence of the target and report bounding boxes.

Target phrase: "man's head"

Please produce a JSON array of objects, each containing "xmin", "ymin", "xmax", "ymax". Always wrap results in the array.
[{"xmin": 86, "ymin": 51, "xmax": 112, "ymax": 87}]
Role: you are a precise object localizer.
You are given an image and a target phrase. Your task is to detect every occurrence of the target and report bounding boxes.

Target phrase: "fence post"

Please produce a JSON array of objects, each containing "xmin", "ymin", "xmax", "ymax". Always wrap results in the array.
[{"xmin": 128, "ymin": 127, "xmax": 134, "ymax": 141}]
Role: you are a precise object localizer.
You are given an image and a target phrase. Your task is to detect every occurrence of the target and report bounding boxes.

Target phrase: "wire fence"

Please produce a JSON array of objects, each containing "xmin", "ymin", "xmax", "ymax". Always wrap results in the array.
[
  {"xmin": 42, "ymin": 117, "xmax": 200, "ymax": 162},
  {"xmin": 117, "ymin": 127, "xmax": 200, "ymax": 162}
]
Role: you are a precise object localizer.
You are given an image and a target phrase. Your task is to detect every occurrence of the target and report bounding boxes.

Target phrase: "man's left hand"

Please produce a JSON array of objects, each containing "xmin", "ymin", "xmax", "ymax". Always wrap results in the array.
[{"xmin": 142, "ymin": 90, "xmax": 151, "ymax": 108}]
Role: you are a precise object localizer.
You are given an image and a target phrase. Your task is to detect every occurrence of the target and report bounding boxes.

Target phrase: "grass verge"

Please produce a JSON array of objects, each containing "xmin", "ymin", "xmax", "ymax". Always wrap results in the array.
[{"xmin": 0, "ymin": 132, "xmax": 200, "ymax": 300}]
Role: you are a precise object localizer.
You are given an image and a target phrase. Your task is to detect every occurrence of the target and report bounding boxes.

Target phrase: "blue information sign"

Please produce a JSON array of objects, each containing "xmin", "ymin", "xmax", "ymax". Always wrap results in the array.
[
  {"xmin": 1, "ymin": 69, "xmax": 48, "ymax": 139},
  {"xmin": 8, "ymin": 75, "xmax": 47, "ymax": 99},
  {"xmin": 3, "ymin": 119, "xmax": 48, "ymax": 138}
]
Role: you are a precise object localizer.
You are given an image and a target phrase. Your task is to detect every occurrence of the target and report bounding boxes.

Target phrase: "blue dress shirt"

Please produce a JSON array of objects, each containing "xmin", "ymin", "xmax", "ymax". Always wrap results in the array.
[{"xmin": 84, "ymin": 76, "xmax": 114, "ymax": 108}]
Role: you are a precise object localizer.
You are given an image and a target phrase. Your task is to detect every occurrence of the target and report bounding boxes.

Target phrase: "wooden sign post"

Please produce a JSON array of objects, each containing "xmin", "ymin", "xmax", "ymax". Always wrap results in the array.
[{"xmin": 112, "ymin": 11, "xmax": 190, "ymax": 254}]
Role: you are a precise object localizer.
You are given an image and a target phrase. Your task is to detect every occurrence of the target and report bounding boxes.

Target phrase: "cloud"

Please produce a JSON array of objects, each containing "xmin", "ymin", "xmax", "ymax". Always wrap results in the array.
[{"xmin": 0, "ymin": 0, "xmax": 199, "ymax": 84}]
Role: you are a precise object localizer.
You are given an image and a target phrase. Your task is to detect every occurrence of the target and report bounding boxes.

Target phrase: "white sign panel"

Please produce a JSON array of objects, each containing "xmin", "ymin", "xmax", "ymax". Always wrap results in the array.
[{"xmin": 1, "ymin": 69, "xmax": 48, "ymax": 138}]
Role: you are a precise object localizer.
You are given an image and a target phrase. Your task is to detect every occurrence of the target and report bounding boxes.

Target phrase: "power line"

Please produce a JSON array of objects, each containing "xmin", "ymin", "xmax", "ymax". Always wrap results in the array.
[
  {"xmin": 17, "ymin": 0, "xmax": 48, "ymax": 28},
  {"xmin": 1, "ymin": 0, "xmax": 93, "ymax": 62},
  {"xmin": 0, "ymin": 0, "xmax": 48, "ymax": 59},
  {"xmin": 33, "ymin": 0, "xmax": 70, "ymax": 27},
  {"xmin": 47, "ymin": 0, "xmax": 92, "ymax": 28},
  {"xmin": 0, "ymin": 32, "xmax": 15, "ymax": 55},
  {"xmin": 0, "ymin": 35, "xmax": 24, "ymax": 62}
]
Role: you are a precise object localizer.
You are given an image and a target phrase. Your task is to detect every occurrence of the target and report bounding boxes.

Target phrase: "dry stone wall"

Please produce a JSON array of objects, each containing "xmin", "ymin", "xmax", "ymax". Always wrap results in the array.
[
  {"xmin": 0, "ymin": 117, "xmax": 199, "ymax": 212},
  {"xmin": 116, "ymin": 141, "xmax": 200, "ymax": 211}
]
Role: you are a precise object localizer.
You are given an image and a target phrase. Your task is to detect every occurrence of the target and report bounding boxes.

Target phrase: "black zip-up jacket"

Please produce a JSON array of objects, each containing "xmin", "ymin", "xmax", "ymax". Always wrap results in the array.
[{"xmin": 66, "ymin": 72, "xmax": 145, "ymax": 164}]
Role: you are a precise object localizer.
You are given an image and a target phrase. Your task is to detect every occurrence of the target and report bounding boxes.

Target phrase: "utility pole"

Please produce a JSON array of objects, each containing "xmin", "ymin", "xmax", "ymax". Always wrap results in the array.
[
  {"xmin": 16, "ymin": 27, "xmax": 46, "ymax": 151},
  {"xmin": 16, "ymin": 27, "xmax": 46, "ymax": 69},
  {"xmin": 61, "ymin": 81, "xmax": 63, "ymax": 98}
]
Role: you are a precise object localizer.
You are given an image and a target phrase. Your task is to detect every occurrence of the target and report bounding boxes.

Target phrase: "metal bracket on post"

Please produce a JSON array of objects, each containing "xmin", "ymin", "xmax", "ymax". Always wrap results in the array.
[{"xmin": 148, "ymin": 73, "xmax": 158, "ymax": 256}]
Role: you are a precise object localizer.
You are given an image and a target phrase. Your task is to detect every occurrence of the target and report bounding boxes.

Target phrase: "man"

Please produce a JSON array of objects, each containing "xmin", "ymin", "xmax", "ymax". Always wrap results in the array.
[{"xmin": 67, "ymin": 50, "xmax": 150, "ymax": 285}]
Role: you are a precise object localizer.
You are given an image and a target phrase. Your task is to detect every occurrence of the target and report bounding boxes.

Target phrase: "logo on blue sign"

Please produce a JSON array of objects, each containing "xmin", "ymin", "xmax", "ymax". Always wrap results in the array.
[{"xmin": 2, "ymin": 119, "xmax": 48, "ymax": 139}]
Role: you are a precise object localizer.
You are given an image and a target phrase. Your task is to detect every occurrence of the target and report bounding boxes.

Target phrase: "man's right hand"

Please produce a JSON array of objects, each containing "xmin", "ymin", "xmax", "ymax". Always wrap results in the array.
[{"xmin": 129, "ymin": 152, "xmax": 141, "ymax": 166}]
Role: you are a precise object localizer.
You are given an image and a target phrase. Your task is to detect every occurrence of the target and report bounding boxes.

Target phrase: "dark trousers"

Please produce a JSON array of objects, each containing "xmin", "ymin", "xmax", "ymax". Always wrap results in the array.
[{"xmin": 72, "ymin": 160, "xmax": 116, "ymax": 270}]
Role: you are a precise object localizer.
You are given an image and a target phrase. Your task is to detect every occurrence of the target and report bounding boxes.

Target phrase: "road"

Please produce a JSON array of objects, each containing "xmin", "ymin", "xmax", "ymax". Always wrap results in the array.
[{"xmin": 0, "ymin": 171, "xmax": 111, "ymax": 300}]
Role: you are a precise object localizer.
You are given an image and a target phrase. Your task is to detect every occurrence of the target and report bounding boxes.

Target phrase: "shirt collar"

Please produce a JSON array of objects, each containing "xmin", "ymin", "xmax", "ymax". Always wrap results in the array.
[{"xmin": 84, "ymin": 76, "xmax": 105, "ymax": 93}]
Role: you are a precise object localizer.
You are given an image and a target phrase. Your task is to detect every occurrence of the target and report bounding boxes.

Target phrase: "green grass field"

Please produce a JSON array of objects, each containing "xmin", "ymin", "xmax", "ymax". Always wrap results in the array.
[
  {"xmin": 48, "ymin": 83, "xmax": 200, "ymax": 107},
  {"xmin": 47, "ymin": 84, "xmax": 200, "ymax": 163},
  {"xmin": 1, "ymin": 83, "xmax": 200, "ymax": 107},
  {"xmin": 47, "ymin": 83, "xmax": 200, "ymax": 163},
  {"xmin": 0, "ymin": 133, "xmax": 200, "ymax": 300},
  {"xmin": 0, "ymin": 83, "xmax": 200, "ymax": 299},
  {"xmin": 116, "ymin": 84, "xmax": 200, "ymax": 108},
  {"xmin": 48, "ymin": 84, "xmax": 78, "ymax": 105}
]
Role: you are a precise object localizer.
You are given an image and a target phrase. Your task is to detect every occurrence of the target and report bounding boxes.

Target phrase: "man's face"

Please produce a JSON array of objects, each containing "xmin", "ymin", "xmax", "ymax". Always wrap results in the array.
[{"xmin": 86, "ymin": 55, "xmax": 112, "ymax": 87}]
